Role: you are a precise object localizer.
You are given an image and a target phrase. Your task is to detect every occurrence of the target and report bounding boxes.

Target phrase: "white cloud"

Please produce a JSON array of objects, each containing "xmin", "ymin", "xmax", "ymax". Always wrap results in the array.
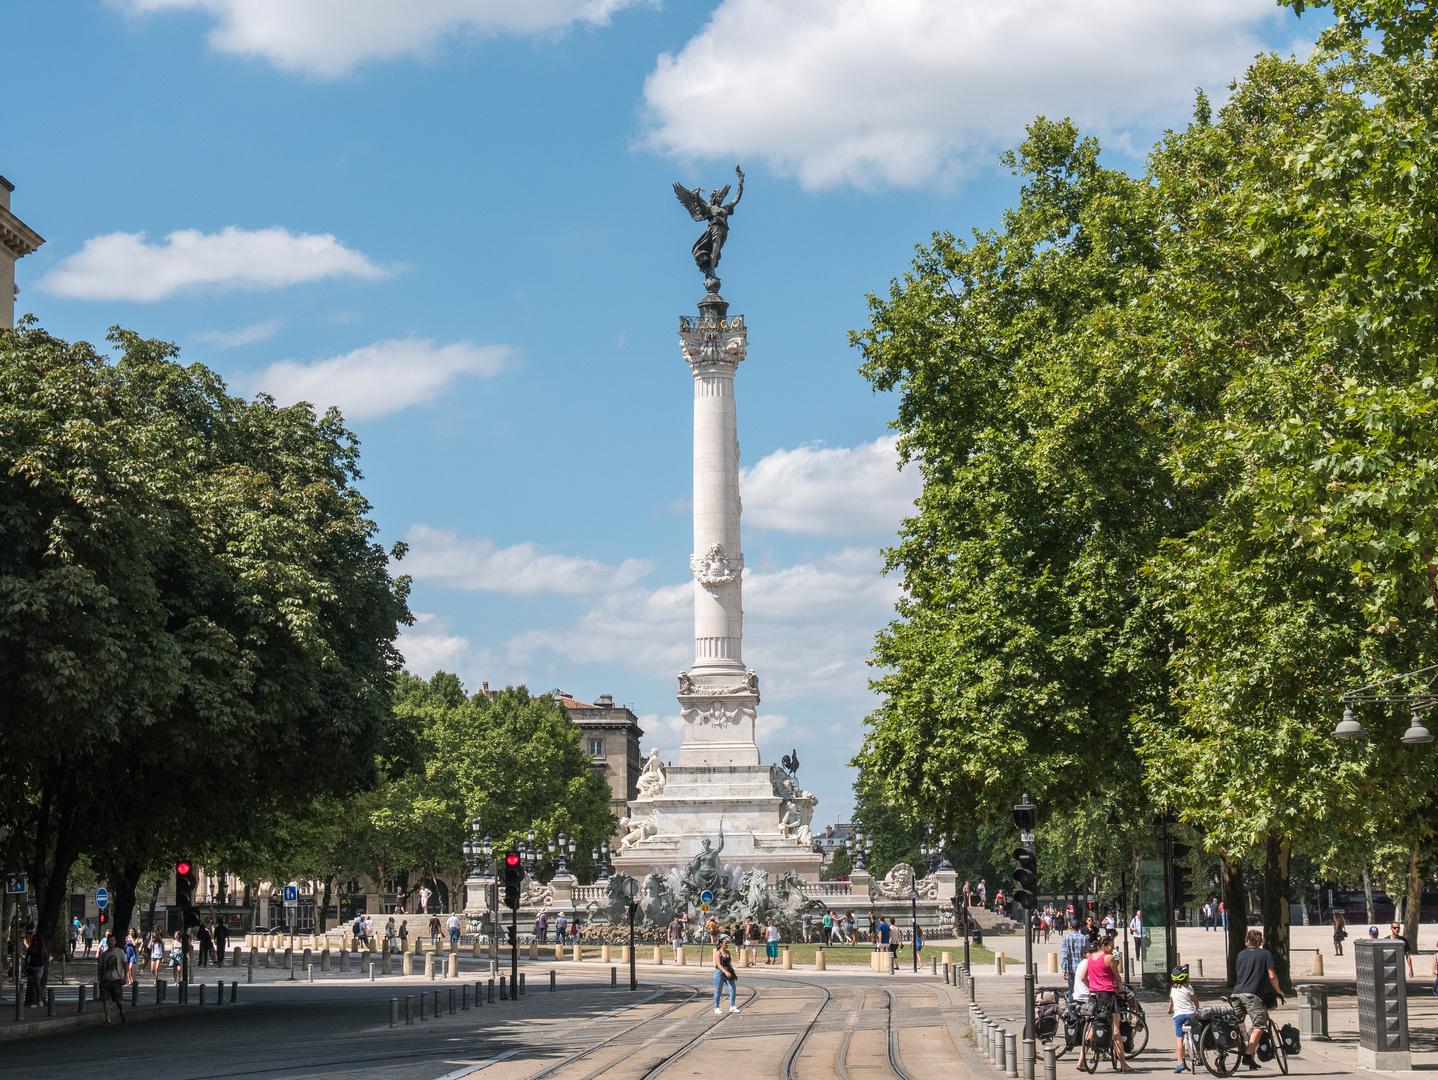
[
  {"xmin": 403, "ymin": 524, "xmax": 655, "ymax": 597},
  {"xmin": 118, "ymin": 0, "xmax": 648, "ymax": 78},
  {"xmin": 741, "ymin": 434, "xmax": 919, "ymax": 539},
  {"xmin": 194, "ymin": 316, "xmax": 285, "ymax": 348},
  {"xmin": 40, "ymin": 226, "xmax": 388, "ymax": 302},
  {"xmin": 254, "ymin": 339, "xmax": 511, "ymax": 419},
  {"xmin": 398, "ymin": 613, "xmax": 474, "ymax": 674},
  {"xmin": 505, "ymin": 545, "xmax": 898, "ymax": 710},
  {"xmin": 642, "ymin": 0, "xmax": 1283, "ymax": 189}
]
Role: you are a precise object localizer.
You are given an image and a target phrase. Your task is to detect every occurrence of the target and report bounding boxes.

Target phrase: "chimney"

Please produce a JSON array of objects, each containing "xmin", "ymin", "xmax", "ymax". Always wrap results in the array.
[{"xmin": 596, "ymin": 694, "xmax": 614, "ymax": 706}]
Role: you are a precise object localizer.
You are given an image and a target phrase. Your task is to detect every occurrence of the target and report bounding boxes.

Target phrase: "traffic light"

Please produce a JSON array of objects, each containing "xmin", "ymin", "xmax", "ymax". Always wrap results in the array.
[
  {"xmin": 175, "ymin": 861, "xmax": 201, "ymax": 928},
  {"xmin": 1013, "ymin": 843, "xmax": 1039, "ymax": 910},
  {"xmin": 502, "ymin": 850, "xmax": 522, "ymax": 911}
]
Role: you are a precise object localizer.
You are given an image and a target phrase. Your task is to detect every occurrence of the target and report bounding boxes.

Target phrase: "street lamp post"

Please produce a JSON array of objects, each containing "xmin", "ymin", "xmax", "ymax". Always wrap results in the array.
[{"xmin": 623, "ymin": 877, "xmax": 640, "ymax": 991}]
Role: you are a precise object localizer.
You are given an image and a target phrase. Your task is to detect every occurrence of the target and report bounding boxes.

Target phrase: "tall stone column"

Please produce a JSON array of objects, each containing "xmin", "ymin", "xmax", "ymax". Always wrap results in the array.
[{"xmin": 676, "ymin": 295, "xmax": 759, "ymax": 767}]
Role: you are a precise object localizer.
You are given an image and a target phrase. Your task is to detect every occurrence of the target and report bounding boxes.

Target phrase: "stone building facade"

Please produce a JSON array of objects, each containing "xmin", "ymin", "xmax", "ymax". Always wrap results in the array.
[
  {"xmin": 552, "ymin": 690, "xmax": 643, "ymax": 832},
  {"xmin": 0, "ymin": 176, "xmax": 45, "ymax": 329}
]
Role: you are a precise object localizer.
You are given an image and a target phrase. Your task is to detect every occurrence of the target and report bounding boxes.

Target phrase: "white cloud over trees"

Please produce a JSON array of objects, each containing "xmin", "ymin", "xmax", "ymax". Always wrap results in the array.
[
  {"xmin": 252, "ymin": 339, "xmax": 511, "ymax": 420},
  {"xmin": 40, "ymin": 226, "xmax": 388, "ymax": 302}
]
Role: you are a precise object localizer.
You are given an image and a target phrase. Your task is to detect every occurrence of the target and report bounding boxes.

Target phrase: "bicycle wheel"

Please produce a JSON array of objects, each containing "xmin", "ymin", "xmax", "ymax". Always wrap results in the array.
[
  {"xmin": 1198, "ymin": 1024, "xmax": 1240, "ymax": 1078},
  {"xmin": 1041, "ymin": 1021, "xmax": 1072, "ymax": 1060},
  {"xmin": 1124, "ymin": 1012, "xmax": 1150, "ymax": 1057},
  {"xmin": 1271, "ymin": 1026, "xmax": 1288, "ymax": 1075}
]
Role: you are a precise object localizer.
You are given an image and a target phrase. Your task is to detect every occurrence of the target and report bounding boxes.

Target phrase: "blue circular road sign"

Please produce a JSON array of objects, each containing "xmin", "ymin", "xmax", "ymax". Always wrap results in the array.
[
  {"xmin": 95, "ymin": 887, "xmax": 109, "ymax": 909},
  {"xmin": 700, "ymin": 890, "xmax": 714, "ymax": 904}
]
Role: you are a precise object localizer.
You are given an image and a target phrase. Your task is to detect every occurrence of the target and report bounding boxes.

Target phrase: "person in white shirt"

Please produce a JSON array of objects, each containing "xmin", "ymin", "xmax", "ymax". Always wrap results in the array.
[
  {"xmin": 1129, "ymin": 910, "xmax": 1144, "ymax": 959},
  {"xmin": 446, "ymin": 913, "xmax": 460, "ymax": 949},
  {"xmin": 1073, "ymin": 942, "xmax": 1094, "ymax": 1071},
  {"xmin": 1168, "ymin": 965, "xmax": 1199, "ymax": 1074}
]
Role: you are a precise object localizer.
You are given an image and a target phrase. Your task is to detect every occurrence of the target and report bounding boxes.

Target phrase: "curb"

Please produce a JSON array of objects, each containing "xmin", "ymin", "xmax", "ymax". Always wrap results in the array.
[{"xmin": 0, "ymin": 999, "xmax": 244, "ymax": 1041}]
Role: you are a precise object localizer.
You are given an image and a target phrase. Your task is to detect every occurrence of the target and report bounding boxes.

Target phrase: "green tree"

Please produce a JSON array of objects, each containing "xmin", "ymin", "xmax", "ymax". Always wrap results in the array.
[
  {"xmin": 851, "ymin": 118, "xmax": 1191, "ymax": 838},
  {"xmin": 0, "ymin": 324, "xmax": 411, "ymax": 950}
]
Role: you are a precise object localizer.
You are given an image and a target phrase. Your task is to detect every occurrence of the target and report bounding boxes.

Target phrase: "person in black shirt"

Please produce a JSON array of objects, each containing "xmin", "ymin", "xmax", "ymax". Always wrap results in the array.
[{"xmin": 1232, "ymin": 929, "xmax": 1284, "ymax": 1069}]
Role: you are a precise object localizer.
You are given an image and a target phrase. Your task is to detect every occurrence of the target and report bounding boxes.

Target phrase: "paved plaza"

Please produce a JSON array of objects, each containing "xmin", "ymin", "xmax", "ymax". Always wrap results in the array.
[{"xmin": 5, "ymin": 926, "xmax": 1434, "ymax": 1080}]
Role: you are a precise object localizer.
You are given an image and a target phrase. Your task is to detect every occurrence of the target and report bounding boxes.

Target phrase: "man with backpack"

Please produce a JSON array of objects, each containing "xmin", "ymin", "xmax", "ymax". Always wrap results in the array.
[{"xmin": 97, "ymin": 931, "xmax": 127, "ymax": 1025}]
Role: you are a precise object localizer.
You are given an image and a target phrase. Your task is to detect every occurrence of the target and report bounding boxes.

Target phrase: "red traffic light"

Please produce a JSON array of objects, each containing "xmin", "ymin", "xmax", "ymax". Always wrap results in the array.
[
  {"xmin": 504, "ymin": 852, "xmax": 520, "ymax": 868},
  {"xmin": 176, "ymin": 861, "xmax": 191, "ymax": 876}
]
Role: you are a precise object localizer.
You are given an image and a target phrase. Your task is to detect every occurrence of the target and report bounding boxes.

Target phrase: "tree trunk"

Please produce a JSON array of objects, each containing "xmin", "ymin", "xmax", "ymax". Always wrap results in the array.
[
  {"xmin": 106, "ymin": 858, "xmax": 146, "ymax": 944},
  {"xmin": 1403, "ymin": 839, "xmax": 1424, "ymax": 953},
  {"xmin": 1263, "ymin": 834, "xmax": 1291, "ymax": 991},
  {"xmin": 319, "ymin": 876, "xmax": 334, "ymax": 933},
  {"xmin": 1363, "ymin": 865, "xmax": 1375, "ymax": 923},
  {"xmin": 1221, "ymin": 851, "xmax": 1245, "ymax": 987}
]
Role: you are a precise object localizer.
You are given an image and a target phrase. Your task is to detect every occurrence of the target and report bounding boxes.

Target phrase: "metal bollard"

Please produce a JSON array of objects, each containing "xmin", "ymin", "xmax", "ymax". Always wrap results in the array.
[
  {"xmin": 932, "ymin": 955, "xmax": 938, "ymax": 975},
  {"xmin": 391, "ymin": 997, "xmax": 399, "ymax": 1027},
  {"xmin": 405, "ymin": 995, "xmax": 414, "ymax": 1025},
  {"xmin": 550, "ymin": 969, "xmax": 556, "ymax": 992},
  {"xmin": 78, "ymin": 984, "xmax": 87, "ymax": 1013},
  {"xmin": 462, "ymin": 985, "xmax": 469, "ymax": 1010},
  {"xmin": 46, "ymin": 987, "xmax": 54, "ymax": 1017},
  {"xmin": 370, "ymin": 963, "xmax": 376, "ymax": 982},
  {"xmin": 215, "ymin": 981, "xmax": 222, "ymax": 1005},
  {"xmin": 944, "ymin": 962, "xmax": 950, "ymax": 984},
  {"xmin": 499, "ymin": 975, "xmax": 507, "ymax": 1000},
  {"xmin": 200, "ymin": 983, "xmax": 208, "ymax": 1005},
  {"xmin": 1043, "ymin": 1044, "xmax": 1056, "ymax": 1080},
  {"xmin": 131, "ymin": 980, "xmax": 140, "ymax": 1007},
  {"xmin": 307, "ymin": 965, "xmax": 314, "ymax": 983},
  {"xmin": 1024, "ymin": 1036, "xmax": 1035, "ymax": 1080},
  {"xmin": 475, "ymin": 979, "xmax": 483, "ymax": 1007},
  {"xmin": 611, "ymin": 965, "xmax": 617, "ymax": 987},
  {"xmin": 231, "ymin": 981, "xmax": 238, "ymax": 1003},
  {"xmin": 420, "ymin": 991, "xmax": 429, "ymax": 1021},
  {"xmin": 1005, "ymin": 1031, "xmax": 1019, "ymax": 1078},
  {"xmin": 488, "ymin": 978, "xmax": 495, "ymax": 1003},
  {"xmin": 434, "ymin": 989, "xmax": 442, "ymax": 1018},
  {"xmin": 247, "ymin": 963, "xmax": 253, "ymax": 984},
  {"xmin": 519, "ymin": 973, "xmax": 525, "ymax": 996},
  {"xmin": 157, "ymin": 980, "xmax": 166, "ymax": 1005}
]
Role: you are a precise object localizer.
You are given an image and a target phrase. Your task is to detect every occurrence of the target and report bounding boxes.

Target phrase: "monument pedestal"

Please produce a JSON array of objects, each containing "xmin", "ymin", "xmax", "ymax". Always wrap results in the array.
[{"xmin": 612, "ymin": 762, "xmax": 823, "ymax": 882}]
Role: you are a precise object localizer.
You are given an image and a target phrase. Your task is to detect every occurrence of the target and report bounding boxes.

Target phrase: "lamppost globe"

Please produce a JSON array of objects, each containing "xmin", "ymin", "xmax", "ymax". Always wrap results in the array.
[
  {"xmin": 470, "ymin": 817, "xmax": 481, "ymax": 835},
  {"xmin": 1403, "ymin": 710, "xmax": 1434, "ymax": 744}
]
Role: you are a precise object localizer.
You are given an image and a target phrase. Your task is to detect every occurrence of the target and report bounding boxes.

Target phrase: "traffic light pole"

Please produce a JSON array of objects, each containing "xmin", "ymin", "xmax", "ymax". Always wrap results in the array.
[
  {"xmin": 510, "ymin": 903, "xmax": 518, "ymax": 997},
  {"xmin": 1023, "ymin": 902, "xmax": 1035, "ymax": 1080}
]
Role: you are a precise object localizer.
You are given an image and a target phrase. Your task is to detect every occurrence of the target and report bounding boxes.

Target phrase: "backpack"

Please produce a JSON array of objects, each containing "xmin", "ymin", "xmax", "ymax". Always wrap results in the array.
[
  {"xmin": 1279, "ymin": 1024, "xmax": 1301, "ymax": 1056},
  {"xmin": 102, "ymin": 949, "xmax": 124, "ymax": 983}
]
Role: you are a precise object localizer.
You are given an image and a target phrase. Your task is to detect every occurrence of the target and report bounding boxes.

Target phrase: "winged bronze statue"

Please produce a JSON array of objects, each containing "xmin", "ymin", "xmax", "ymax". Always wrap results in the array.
[{"xmin": 673, "ymin": 165, "xmax": 744, "ymax": 295}]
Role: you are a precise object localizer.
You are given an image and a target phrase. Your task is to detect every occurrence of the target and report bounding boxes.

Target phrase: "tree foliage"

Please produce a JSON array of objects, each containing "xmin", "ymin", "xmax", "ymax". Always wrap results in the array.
[{"xmin": 0, "ymin": 324, "xmax": 411, "ymax": 947}]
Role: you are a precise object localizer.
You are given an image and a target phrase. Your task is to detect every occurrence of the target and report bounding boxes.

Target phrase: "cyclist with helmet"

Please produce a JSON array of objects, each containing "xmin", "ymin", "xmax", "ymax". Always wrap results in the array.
[{"xmin": 1168, "ymin": 964, "xmax": 1199, "ymax": 1073}]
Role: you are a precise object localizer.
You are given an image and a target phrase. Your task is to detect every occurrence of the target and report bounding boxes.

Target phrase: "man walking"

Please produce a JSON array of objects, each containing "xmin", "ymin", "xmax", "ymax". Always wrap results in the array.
[
  {"xmin": 1387, "ymin": 923, "xmax": 1415, "ymax": 977},
  {"xmin": 97, "ymin": 931, "xmax": 127, "ymax": 1025},
  {"xmin": 1232, "ymin": 929, "xmax": 1284, "ymax": 1069},
  {"xmin": 447, "ymin": 912, "xmax": 461, "ymax": 950},
  {"xmin": 197, "ymin": 919, "xmax": 214, "ymax": 967},
  {"xmin": 214, "ymin": 918, "xmax": 229, "ymax": 963},
  {"xmin": 1129, "ymin": 909, "xmax": 1144, "ymax": 962},
  {"xmin": 1061, "ymin": 918, "xmax": 1088, "ymax": 1001}
]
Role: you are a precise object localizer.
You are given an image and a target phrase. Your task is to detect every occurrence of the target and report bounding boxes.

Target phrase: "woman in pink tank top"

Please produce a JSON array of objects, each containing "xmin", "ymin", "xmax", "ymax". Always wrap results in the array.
[{"xmin": 1082, "ymin": 937, "xmax": 1133, "ymax": 1071}]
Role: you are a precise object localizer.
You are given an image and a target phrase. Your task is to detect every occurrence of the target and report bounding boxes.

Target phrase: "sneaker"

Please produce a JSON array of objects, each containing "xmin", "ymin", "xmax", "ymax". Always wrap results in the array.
[
  {"xmin": 730, "ymin": 1006, "xmax": 741, "ymax": 1014},
  {"xmin": 715, "ymin": 1007, "xmax": 723, "ymax": 1015},
  {"xmin": 1174, "ymin": 1066, "xmax": 1185, "ymax": 1074}
]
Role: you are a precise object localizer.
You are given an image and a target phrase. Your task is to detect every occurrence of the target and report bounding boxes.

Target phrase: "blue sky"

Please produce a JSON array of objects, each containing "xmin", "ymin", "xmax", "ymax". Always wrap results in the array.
[{"xmin": 7, "ymin": 0, "xmax": 1317, "ymax": 823}]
